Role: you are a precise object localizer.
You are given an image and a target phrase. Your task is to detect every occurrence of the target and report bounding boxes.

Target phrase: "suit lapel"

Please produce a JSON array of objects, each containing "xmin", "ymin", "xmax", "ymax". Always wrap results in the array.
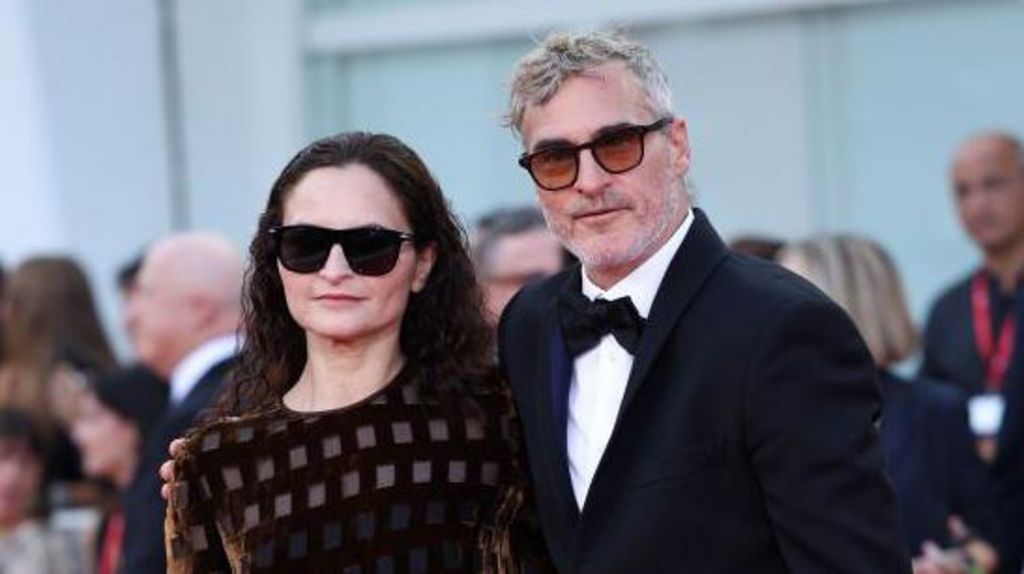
[
  {"xmin": 617, "ymin": 209, "xmax": 728, "ymax": 421},
  {"xmin": 540, "ymin": 269, "xmax": 583, "ymax": 525}
]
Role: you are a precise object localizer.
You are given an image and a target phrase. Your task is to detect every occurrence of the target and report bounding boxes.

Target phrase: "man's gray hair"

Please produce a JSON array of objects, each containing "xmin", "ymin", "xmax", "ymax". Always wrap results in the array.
[{"xmin": 505, "ymin": 30, "xmax": 674, "ymax": 136}]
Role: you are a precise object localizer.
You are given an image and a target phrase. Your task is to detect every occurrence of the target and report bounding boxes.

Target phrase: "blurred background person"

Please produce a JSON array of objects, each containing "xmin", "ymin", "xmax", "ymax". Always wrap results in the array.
[
  {"xmin": 105, "ymin": 252, "xmax": 166, "ymax": 399},
  {"xmin": 120, "ymin": 231, "xmax": 243, "ymax": 574},
  {"xmin": 0, "ymin": 408, "xmax": 85, "ymax": 574},
  {"xmin": 473, "ymin": 205, "xmax": 572, "ymax": 322},
  {"xmin": 921, "ymin": 131, "xmax": 1024, "ymax": 573},
  {"xmin": 728, "ymin": 234, "xmax": 785, "ymax": 261},
  {"xmin": 65, "ymin": 368, "xmax": 167, "ymax": 574},
  {"xmin": 780, "ymin": 235, "xmax": 999, "ymax": 574},
  {"xmin": 0, "ymin": 256, "xmax": 117, "ymax": 502}
]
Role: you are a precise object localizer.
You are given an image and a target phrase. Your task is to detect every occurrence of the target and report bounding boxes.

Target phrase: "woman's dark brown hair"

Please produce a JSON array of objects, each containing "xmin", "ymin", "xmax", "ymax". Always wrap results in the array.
[{"xmin": 219, "ymin": 132, "xmax": 494, "ymax": 414}]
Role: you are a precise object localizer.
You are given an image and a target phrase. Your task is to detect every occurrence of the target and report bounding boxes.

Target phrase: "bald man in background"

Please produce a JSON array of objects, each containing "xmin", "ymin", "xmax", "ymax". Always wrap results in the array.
[
  {"xmin": 921, "ymin": 132, "xmax": 1024, "ymax": 574},
  {"xmin": 120, "ymin": 232, "xmax": 243, "ymax": 574}
]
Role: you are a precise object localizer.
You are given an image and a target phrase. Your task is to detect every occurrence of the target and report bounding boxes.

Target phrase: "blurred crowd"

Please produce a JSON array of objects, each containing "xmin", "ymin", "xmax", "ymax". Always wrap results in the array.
[{"xmin": 0, "ymin": 129, "xmax": 1021, "ymax": 574}]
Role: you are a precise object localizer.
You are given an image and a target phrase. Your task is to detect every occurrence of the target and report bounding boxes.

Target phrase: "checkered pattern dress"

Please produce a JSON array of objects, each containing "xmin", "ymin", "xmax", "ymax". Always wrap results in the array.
[{"xmin": 164, "ymin": 368, "xmax": 523, "ymax": 573}]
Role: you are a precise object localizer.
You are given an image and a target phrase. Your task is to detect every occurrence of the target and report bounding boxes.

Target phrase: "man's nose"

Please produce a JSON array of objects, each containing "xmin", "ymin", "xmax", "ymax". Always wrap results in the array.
[{"xmin": 573, "ymin": 149, "xmax": 611, "ymax": 196}]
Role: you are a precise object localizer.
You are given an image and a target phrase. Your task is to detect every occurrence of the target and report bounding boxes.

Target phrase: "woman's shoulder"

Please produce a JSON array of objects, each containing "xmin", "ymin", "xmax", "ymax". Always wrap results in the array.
[{"xmin": 177, "ymin": 404, "xmax": 293, "ymax": 464}]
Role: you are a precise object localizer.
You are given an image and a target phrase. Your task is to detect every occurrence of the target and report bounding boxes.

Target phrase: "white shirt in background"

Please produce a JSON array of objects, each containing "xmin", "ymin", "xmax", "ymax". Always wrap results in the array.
[{"xmin": 169, "ymin": 333, "xmax": 238, "ymax": 405}]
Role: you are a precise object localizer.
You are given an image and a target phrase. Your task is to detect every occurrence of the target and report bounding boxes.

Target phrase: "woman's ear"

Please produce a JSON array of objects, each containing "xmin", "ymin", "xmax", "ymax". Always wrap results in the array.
[{"xmin": 411, "ymin": 242, "xmax": 437, "ymax": 293}]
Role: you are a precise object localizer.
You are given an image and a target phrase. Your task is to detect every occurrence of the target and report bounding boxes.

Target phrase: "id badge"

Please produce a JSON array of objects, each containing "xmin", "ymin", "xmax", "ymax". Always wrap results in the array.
[{"xmin": 968, "ymin": 393, "xmax": 1006, "ymax": 436}]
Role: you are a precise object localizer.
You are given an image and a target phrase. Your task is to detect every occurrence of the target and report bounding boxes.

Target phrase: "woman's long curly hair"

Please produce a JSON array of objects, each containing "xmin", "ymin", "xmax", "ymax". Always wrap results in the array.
[{"xmin": 217, "ymin": 132, "xmax": 494, "ymax": 415}]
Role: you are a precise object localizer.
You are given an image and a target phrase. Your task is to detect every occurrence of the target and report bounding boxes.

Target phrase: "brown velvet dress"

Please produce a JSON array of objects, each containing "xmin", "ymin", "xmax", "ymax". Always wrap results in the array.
[{"xmin": 164, "ymin": 368, "xmax": 524, "ymax": 573}]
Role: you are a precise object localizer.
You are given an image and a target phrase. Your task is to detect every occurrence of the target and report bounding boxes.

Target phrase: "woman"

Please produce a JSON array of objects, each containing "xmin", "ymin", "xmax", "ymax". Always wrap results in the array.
[
  {"xmin": 0, "ymin": 408, "xmax": 85, "ymax": 574},
  {"xmin": 67, "ymin": 369, "xmax": 167, "ymax": 574},
  {"xmin": 0, "ymin": 256, "xmax": 118, "ymax": 487},
  {"xmin": 779, "ymin": 235, "xmax": 999, "ymax": 574},
  {"xmin": 165, "ymin": 132, "xmax": 535, "ymax": 573}
]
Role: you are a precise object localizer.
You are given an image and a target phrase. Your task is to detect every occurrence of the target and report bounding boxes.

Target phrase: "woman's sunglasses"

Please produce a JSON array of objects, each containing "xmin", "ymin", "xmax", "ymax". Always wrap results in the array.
[{"xmin": 269, "ymin": 224, "xmax": 416, "ymax": 276}]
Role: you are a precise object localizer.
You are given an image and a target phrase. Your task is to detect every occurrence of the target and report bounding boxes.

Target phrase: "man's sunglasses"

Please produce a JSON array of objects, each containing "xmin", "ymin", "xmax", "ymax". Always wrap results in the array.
[
  {"xmin": 517, "ymin": 117, "xmax": 672, "ymax": 191},
  {"xmin": 269, "ymin": 224, "xmax": 416, "ymax": 276}
]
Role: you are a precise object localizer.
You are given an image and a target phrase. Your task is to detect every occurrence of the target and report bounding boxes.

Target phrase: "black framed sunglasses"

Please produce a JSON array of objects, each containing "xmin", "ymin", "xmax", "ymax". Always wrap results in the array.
[
  {"xmin": 269, "ymin": 224, "xmax": 416, "ymax": 276},
  {"xmin": 517, "ymin": 117, "xmax": 673, "ymax": 191}
]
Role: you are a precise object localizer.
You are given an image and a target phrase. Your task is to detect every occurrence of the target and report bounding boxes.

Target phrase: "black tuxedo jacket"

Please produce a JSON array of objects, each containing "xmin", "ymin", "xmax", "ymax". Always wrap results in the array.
[
  {"xmin": 120, "ymin": 357, "xmax": 234, "ymax": 574},
  {"xmin": 499, "ymin": 210, "xmax": 910, "ymax": 573}
]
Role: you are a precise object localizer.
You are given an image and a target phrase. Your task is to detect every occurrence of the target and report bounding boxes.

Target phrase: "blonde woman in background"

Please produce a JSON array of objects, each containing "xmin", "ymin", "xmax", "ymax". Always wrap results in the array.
[{"xmin": 780, "ymin": 235, "xmax": 999, "ymax": 574}]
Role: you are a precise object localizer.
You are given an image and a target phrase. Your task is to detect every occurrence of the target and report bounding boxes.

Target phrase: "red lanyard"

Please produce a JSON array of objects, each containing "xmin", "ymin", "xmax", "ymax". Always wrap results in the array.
[
  {"xmin": 98, "ymin": 510, "xmax": 124, "ymax": 574},
  {"xmin": 971, "ymin": 272, "xmax": 1015, "ymax": 392}
]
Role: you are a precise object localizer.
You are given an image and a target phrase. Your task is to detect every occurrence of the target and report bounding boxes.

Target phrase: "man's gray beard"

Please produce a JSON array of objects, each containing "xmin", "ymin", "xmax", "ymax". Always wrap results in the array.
[{"xmin": 543, "ymin": 187, "xmax": 684, "ymax": 276}]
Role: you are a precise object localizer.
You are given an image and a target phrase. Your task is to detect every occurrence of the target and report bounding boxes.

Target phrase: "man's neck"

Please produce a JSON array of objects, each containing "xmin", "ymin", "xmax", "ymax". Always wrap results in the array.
[{"xmin": 984, "ymin": 240, "xmax": 1024, "ymax": 293}]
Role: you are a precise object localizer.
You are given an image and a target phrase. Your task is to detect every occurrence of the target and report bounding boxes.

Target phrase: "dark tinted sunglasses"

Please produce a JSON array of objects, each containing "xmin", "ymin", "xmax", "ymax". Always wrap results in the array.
[
  {"xmin": 518, "ymin": 117, "xmax": 672, "ymax": 191},
  {"xmin": 269, "ymin": 224, "xmax": 416, "ymax": 276}
]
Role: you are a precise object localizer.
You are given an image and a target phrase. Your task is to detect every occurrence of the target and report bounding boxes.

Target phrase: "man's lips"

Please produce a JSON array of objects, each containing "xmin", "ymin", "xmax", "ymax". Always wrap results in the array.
[{"xmin": 575, "ymin": 206, "xmax": 626, "ymax": 221}]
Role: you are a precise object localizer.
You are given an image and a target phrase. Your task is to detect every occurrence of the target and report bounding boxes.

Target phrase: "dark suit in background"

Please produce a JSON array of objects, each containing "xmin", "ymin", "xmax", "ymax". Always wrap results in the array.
[
  {"xmin": 878, "ymin": 370, "xmax": 997, "ymax": 551},
  {"xmin": 119, "ymin": 358, "xmax": 233, "ymax": 574},
  {"xmin": 921, "ymin": 273, "xmax": 1024, "ymax": 573},
  {"xmin": 500, "ymin": 210, "xmax": 909, "ymax": 573}
]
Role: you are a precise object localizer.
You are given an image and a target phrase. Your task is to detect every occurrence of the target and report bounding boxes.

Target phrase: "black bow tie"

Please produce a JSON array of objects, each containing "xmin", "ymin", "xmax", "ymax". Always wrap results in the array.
[{"xmin": 557, "ymin": 289, "xmax": 646, "ymax": 357}]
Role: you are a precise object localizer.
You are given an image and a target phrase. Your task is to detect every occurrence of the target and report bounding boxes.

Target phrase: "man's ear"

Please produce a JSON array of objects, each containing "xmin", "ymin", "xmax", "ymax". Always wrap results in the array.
[
  {"xmin": 185, "ymin": 293, "xmax": 218, "ymax": 328},
  {"xmin": 411, "ymin": 242, "xmax": 438, "ymax": 293},
  {"xmin": 668, "ymin": 117, "xmax": 691, "ymax": 177}
]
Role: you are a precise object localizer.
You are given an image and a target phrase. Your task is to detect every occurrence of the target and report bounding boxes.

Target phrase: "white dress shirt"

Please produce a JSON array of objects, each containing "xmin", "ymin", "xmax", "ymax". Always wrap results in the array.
[
  {"xmin": 169, "ymin": 334, "xmax": 238, "ymax": 405},
  {"xmin": 567, "ymin": 209, "xmax": 694, "ymax": 509}
]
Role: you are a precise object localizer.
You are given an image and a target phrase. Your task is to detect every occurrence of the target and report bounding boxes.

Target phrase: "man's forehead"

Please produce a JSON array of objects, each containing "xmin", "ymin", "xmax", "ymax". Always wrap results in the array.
[
  {"xmin": 955, "ymin": 136, "xmax": 1022, "ymax": 170},
  {"xmin": 491, "ymin": 230, "xmax": 563, "ymax": 273},
  {"xmin": 520, "ymin": 64, "xmax": 651, "ymax": 144}
]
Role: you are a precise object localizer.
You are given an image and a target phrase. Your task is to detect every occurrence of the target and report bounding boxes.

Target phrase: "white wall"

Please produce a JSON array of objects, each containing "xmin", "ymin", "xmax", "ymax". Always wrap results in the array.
[
  {"xmin": 1, "ymin": 0, "xmax": 304, "ymax": 356},
  {"xmin": 175, "ymin": 0, "xmax": 304, "ymax": 241},
  {"xmin": 3, "ymin": 0, "xmax": 172, "ymax": 355},
  {"xmin": 0, "ymin": 0, "xmax": 66, "ymax": 261},
  {"xmin": 809, "ymin": 0, "xmax": 1024, "ymax": 317}
]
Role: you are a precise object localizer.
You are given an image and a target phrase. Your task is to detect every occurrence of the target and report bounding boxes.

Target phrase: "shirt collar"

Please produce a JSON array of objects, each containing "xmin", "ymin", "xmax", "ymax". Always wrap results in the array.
[
  {"xmin": 169, "ymin": 333, "xmax": 237, "ymax": 405},
  {"xmin": 581, "ymin": 208, "xmax": 694, "ymax": 318}
]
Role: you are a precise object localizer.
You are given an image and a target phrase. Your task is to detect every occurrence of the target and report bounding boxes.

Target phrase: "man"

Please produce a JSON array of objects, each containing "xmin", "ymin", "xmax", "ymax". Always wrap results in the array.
[
  {"xmin": 473, "ymin": 205, "xmax": 571, "ymax": 321},
  {"xmin": 102, "ymin": 252, "xmax": 167, "ymax": 419},
  {"xmin": 120, "ymin": 232, "xmax": 243, "ymax": 574},
  {"xmin": 921, "ymin": 132, "xmax": 1024, "ymax": 574},
  {"xmin": 499, "ymin": 31, "xmax": 909, "ymax": 572}
]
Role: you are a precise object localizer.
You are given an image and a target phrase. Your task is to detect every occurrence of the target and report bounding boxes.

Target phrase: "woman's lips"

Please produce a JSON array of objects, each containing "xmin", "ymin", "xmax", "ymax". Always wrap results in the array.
[{"xmin": 315, "ymin": 293, "xmax": 363, "ymax": 303}]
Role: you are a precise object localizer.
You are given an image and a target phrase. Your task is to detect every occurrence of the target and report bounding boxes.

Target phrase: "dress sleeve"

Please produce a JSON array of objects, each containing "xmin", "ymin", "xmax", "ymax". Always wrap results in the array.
[{"xmin": 165, "ymin": 435, "xmax": 232, "ymax": 574}]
